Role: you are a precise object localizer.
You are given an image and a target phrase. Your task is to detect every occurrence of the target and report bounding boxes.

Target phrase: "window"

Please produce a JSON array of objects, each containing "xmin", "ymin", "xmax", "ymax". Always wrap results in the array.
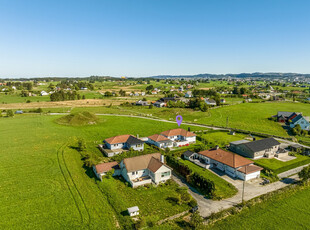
[
  {"xmin": 132, "ymin": 172, "xmax": 135, "ymax": 175},
  {"xmin": 161, "ymin": 171, "xmax": 170, "ymax": 177}
]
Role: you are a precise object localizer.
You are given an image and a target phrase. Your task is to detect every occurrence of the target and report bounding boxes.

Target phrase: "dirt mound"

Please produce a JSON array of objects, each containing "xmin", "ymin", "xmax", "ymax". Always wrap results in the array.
[{"xmin": 56, "ymin": 111, "xmax": 98, "ymax": 126}]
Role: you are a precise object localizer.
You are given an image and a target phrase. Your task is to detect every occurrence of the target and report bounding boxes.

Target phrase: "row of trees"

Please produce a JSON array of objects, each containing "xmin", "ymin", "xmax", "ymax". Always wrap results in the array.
[
  {"xmin": 5, "ymin": 82, "xmax": 33, "ymax": 90},
  {"xmin": 166, "ymin": 156, "xmax": 216, "ymax": 197},
  {"xmin": 50, "ymin": 90, "xmax": 85, "ymax": 101}
]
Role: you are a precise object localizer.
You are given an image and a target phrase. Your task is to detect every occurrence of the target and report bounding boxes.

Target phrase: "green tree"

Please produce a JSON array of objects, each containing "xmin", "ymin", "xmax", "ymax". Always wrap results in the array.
[
  {"xmin": 77, "ymin": 139, "xmax": 86, "ymax": 152},
  {"xmin": 189, "ymin": 212, "xmax": 203, "ymax": 229},
  {"xmin": 298, "ymin": 165, "xmax": 310, "ymax": 183},
  {"xmin": 6, "ymin": 110, "xmax": 14, "ymax": 117}
]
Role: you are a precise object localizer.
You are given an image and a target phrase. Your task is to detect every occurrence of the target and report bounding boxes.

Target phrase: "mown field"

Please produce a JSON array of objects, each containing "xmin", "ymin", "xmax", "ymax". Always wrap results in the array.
[
  {"xmin": 0, "ymin": 114, "xmax": 203, "ymax": 229},
  {"xmin": 70, "ymin": 101, "xmax": 310, "ymax": 137},
  {"xmin": 206, "ymin": 185, "xmax": 310, "ymax": 230}
]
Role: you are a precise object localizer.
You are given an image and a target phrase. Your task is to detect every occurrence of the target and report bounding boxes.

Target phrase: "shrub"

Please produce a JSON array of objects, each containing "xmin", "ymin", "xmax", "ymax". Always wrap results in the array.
[{"xmin": 188, "ymin": 199, "xmax": 198, "ymax": 208}]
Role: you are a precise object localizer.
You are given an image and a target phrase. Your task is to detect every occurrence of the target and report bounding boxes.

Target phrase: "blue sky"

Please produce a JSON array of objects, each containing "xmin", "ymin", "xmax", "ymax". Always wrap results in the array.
[{"xmin": 1, "ymin": 0, "xmax": 310, "ymax": 78}]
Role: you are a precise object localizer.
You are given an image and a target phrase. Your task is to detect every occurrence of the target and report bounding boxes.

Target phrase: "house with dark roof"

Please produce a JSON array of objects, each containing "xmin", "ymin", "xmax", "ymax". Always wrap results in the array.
[
  {"xmin": 93, "ymin": 161, "xmax": 120, "ymax": 180},
  {"xmin": 101, "ymin": 135, "xmax": 144, "ymax": 157},
  {"xmin": 119, "ymin": 153, "xmax": 172, "ymax": 187},
  {"xmin": 229, "ymin": 138, "xmax": 280, "ymax": 159},
  {"xmin": 289, "ymin": 114, "xmax": 310, "ymax": 131},
  {"xmin": 147, "ymin": 134, "xmax": 173, "ymax": 149},
  {"xmin": 277, "ymin": 111, "xmax": 301, "ymax": 123},
  {"xmin": 183, "ymin": 147, "xmax": 262, "ymax": 181}
]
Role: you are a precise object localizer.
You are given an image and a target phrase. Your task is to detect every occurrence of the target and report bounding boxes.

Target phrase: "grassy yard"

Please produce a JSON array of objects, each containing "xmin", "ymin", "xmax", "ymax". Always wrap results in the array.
[
  {"xmin": 0, "ymin": 114, "xmax": 201, "ymax": 229},
  {"xmin": 254, "ymin": 154, "xmax": 310, "ymax": 174},
  {"xmin": 200, "ymin": 130, "xmax": 252, "ymax": 147},
  {"xmin": 206, "ymin": 185, "xmax": 310, "ymax": 230},
  {"xmin": 178, "ymin": 159, "xmax": 238, "ymax": 199}
]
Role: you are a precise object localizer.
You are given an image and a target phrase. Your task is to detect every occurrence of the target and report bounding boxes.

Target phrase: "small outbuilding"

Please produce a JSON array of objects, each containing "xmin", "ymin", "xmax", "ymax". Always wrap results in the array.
[{"xmin": 127, "ymin": 206, "xmax": 139, "ymax": 217}]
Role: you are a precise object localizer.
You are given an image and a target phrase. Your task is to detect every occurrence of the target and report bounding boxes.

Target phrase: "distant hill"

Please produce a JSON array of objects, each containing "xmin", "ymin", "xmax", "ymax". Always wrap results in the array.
[{"xmin": 147, "ymin": 72, "xmax": 310, "ymax": 79}]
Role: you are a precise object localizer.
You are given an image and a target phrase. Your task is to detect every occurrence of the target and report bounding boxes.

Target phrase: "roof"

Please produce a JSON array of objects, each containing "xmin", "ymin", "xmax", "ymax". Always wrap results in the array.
[
  {"xmin": 277, "ymin": 111, "xmax": 294, "ymax": 118},
  {"xmin": 161, "ymin": 128, "xmax": 196, "ymax": 137},
  {"xmin": 243, "ymin": 138, "xmax": 280, "ymax": 152},
  {"xmin": 122, "ymin": 153, "xmax": 161, "ymax": 172},
  {"xmin": 148, "ymin": 134, "xmax": 172, "ymax": 143},
  {"xmin": 199, "ymin": 148, "xmax": 253, "ymax": 168},
  {"xmin": 182, "ymin": 150, "xmax": 195, "ymax": 157},
  {"xmin": 94, "ymin": 161, "xmax": 119, "ymax": 174},
  {"xmin": 205, "ymin": 99, "xmax": 216, "ymax": 103},
  {"xmin": 104, "ymin": 135, "xmax": 143, "ymax": 145},
  {"xmin": 291, "ymin": 114, "xmax": 306, "ymax": 124},
  {"xmin": 237, "ymin": 165, "xmax": 263, "ymax": 174},
  {"xmin": 148, "ymin": 157, "xmax": 164, "ymax": 173},
  {"xmin": 127, "ymin": 206, "xmax": 139, "ymax": 213},
  {"xmin": 230, "ymin": 140, "xmax": 251, "ymax": 145}
]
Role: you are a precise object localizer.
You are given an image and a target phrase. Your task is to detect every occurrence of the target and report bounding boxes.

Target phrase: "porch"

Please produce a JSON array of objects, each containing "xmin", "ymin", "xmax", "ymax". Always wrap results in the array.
[{"xmin": 131, "ymin": 176, "xmax": 152, "ymax": 188}]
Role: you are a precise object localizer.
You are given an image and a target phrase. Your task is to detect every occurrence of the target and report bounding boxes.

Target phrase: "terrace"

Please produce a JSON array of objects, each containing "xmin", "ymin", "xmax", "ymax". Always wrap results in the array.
[{"xmin": 130, "ymin": 176, "xmax": 152, "ymax": 188}]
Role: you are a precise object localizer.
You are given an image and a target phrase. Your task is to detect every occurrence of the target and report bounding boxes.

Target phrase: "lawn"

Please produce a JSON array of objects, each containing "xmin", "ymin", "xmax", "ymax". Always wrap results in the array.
[
  {"xmin": 206, "ymin": 185, "xmax": 310, "ymax": 230},
  {"xmin": 178, "ymin": 159, "xmax": 238, "ymax": 199},
  {"xmin": 0, "ymin": 114, "xmax": 201, "ymax": 229},
  {"xmin": 200, "ymin": 130, "xmax": 251, "ymax": 147},
  {"xmin": 254, "ymin": 154, "xmax": 310, "ymax": 174}
]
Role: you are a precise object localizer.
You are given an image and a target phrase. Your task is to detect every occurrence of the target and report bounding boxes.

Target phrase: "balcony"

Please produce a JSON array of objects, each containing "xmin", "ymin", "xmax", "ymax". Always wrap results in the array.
[{"xmin": 131, "ymin": 176, "xmax": 152, "ymax": 188}]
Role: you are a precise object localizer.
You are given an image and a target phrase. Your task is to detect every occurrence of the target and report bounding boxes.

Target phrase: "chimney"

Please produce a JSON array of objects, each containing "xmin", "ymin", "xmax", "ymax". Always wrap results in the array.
[
  {"xmin": 136, "ymin": 134, "xmax": 139, "ymax": 138},
  {"xmin": 188, "ymin": 127, "xmax": 191, "ymax": 132},
  {"xmin": 215, "ymin": 145, "xmax": 219, "ymax": 150},
  {"xmin": 160, "ymin": 155, "xmax": 165, "ymax": 163}
]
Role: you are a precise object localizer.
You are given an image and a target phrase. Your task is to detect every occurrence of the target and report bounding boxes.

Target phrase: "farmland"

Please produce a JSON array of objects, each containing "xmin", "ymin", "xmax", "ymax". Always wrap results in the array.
[
  {"xmin": 0, "ymin": 114, "xmax": 202, "ymax": 229},
  {"xmin": 206, "ymin": 185, "xmax": 310, "ymax": 230}
]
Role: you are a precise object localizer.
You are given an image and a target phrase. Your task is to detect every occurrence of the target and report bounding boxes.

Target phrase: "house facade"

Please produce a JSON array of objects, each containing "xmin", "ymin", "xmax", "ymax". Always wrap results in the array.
[
  {"xmin": 229, "ymin": 138, "xmax": 280, "ymax": 159},
  {"xmin": 102, "ymin": 135, "xmax": 144, "ymax": 157},
  {"xmin": 160, "ymin": 128, "xmax": 196, "ymax": 147},
  {"xmin": 147, "ymin": 134, "xmax": 174, "ymax": 149},
  {"xmin": 183, "ymin": 148, "xmax": 262, "ymax": 181},
  {"xmin": 290, "ymin": 114, "xmax": 310, "ymax": 131},
  {"xmin": 120, "ymin": 153, "xmax": 172, "ymax": 188}
]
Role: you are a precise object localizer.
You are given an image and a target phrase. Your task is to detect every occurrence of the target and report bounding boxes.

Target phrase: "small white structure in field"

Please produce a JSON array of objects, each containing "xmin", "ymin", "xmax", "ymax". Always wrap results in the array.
[{"xmin": 127, "ymin": 206, "xmax": 139, "ymax": 216}]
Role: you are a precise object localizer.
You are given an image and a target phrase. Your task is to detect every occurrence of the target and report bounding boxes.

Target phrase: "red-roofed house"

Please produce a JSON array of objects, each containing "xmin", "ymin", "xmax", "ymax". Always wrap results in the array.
[
  {"xmin": 183, "ymin": 147, "xmax": 262, "ymax": 181},
  {"xmin": 93, "ymin": 161, "xmax": 120, "ymax": 180},
  {"xmin": 160, "ymin": 128, "xmax": 196, "ymax": 147}
]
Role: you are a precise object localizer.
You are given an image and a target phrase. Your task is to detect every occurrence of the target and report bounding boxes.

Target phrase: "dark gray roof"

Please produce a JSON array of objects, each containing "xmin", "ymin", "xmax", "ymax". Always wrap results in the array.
[
  {"xmin": 277, "ymin": 111, "xmax": 294, "ymax": 118},
  {"xmin": 126, "ymin": 136, "xmax": 144, "ymax": 145},
  {"xmin": 291, "ymin": 114, "xmax": 305, "ymax": 124},
  {"xmin": 243, "ymin": 138, "xmax": 280, "ymax": 152},
  {"xmin": 182, "ymin": 150, "xmax": 195, "ymax": 157}
]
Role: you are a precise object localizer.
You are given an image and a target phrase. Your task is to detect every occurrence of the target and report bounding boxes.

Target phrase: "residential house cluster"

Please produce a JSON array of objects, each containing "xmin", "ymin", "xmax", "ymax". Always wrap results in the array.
[
  {"xmin": 277, "ymin": 111, "xmax": 309, "ymax": 130},
  {"xmin": 99, "ymin": 128, "xmax": 196, "ymax": 157},
  {"xmin": 93, "ymin": 153, "xmax": 172, "ymax": 187}
]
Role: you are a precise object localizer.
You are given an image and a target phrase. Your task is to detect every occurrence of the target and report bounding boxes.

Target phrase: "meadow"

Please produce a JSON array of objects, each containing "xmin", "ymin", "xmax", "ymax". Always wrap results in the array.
[
  {"xmin": 70, "ymin": 101, "xmax": 310, "ymax": 137},
  {"xmin": 206, "ymin": 185, "xmax": 310, "ymax": 230},
  {"xmin": 0, "ymin": 114, "xmax": 203, "ymax": 229}
]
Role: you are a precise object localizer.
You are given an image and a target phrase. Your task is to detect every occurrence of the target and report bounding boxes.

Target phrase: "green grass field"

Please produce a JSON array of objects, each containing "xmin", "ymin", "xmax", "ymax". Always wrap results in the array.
[
  {"xmin": 206, "ymin": 185, "xmax": 310, "ymax": 229},
  {"xmin": 0, "ymin": 114, "xmax": 203, "ymax": 229},
  {"xmin": 178, "ymin": 159, "xmax": 238, "ymax": 199},
  {"xmin": 200, "ymin": 130, "xmax": 251, "ymax": 147},
  {"xmin": 70, "ymin": 102, "xmax": 310, "ymax": 137},
  {"xmin": 254, "ymin": 154, "xmax": 310, "ymax": 175}
]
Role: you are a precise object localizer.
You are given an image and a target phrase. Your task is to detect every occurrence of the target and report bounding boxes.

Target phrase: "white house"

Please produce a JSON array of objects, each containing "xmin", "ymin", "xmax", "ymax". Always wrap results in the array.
[
  {"xmin": 147, "ymin": 134, "xmax": 174, "ymax": 149},
  {"xmin": 204, "ymin": 98, "xmax": 216, "ymax": 106},
  {"xmin": 120, "ymin": 153, "xmax": 172, "ymax": 188},
  {"xmin": 93, "ymin": 161, "xmax": 120, "ymax": 180},
  {"xmin": 183, "ymin": 147, "xmax": 262, "ymax": 181},
  {"xmin": 185, "ymin": 91, "xmax": 192, "ymax": 98},
  {"xmin": 101, "ymin": 135, "xmax": 144, "ymax": 157},
  {"xmin": 290, "ymin": 114, "xmax": 310, "ymax": 131},
  {"xmin": 40, "ymin": 91, "xmax": 49, "ymax": 96},
  {"xmin": 160, "ymin": 128, "xmax": 196, "ymax": 147},
  {"xmin": 153, "ymin": 101, "xmax": 166, "ymax": 107},
  {"xmin": 127, "ymin": 206, "xmax": 139, "ymax": 216}
]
